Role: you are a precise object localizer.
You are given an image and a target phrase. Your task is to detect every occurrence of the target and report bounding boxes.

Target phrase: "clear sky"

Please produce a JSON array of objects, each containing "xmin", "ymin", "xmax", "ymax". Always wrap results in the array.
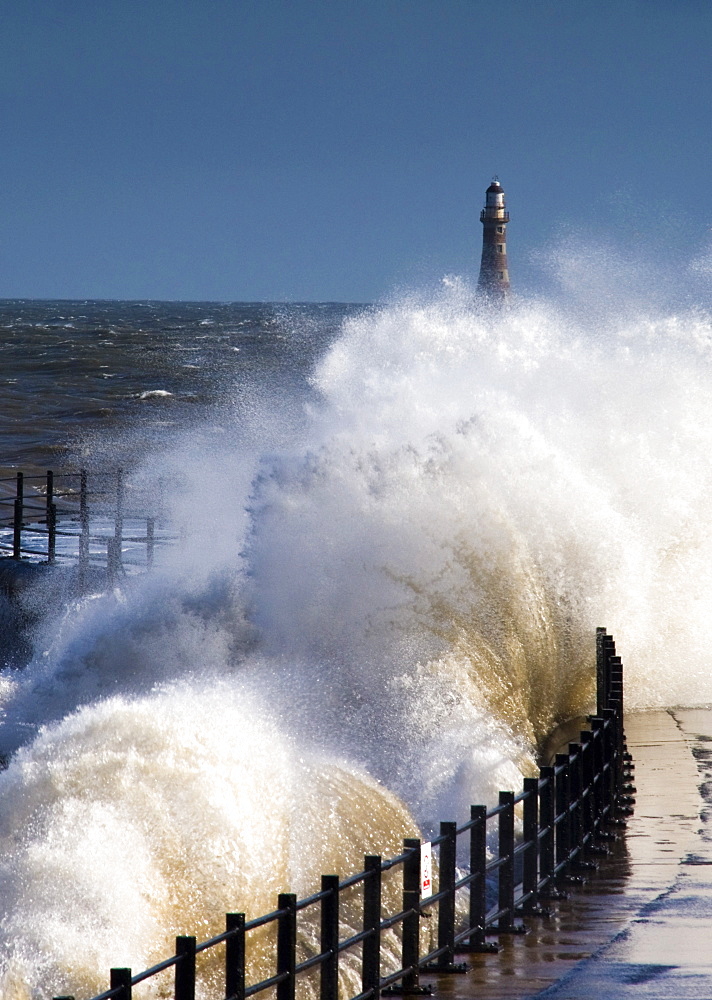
[{"xmin": 0, "ymin": 0, "xmax": 710, "ymax": 302}]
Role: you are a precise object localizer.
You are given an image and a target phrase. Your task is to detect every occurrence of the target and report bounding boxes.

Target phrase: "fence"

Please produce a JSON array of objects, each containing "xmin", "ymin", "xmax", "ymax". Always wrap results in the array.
[
  {"xmin": 0, "ymin": 469, "xmax": 174, "ymax": 581},
  {"xmin": 53, "ymin": 629, "xmax": 633, "ymax": 1000}
]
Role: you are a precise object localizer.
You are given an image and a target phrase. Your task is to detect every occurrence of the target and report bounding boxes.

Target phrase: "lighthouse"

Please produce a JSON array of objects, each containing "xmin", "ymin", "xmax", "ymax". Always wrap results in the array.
[{"xmin": 477, "ymin": 177, "xmax": 510, "ymax": 298}]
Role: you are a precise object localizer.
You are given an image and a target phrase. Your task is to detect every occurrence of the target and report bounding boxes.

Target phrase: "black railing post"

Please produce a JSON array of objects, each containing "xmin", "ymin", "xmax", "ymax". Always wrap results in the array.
[
  {"xmin": 580, "ymin": 730, "xmax": 595, "ymax": 840},
  {"xmin": 596, "ymin": 626, "xmax": 606, "ymax": 716},
  {"xmin": 602, "ymin": 709, "xmax": 618, "ymax": 808},
  {"xmin": 79, "ymin": 468, "xmax": 89, "ymax": 584},
  {"xmin": 497, "ymin": 791, "xmax": 518, "ymax": 932},
  {"xmin": 110, "ymin": 968, "xmax": 132, "ymax": 1000},
  {"xmin": 438, "ymin": 821, "xmax": 456, "ymax": 967},
  {"xmin": 277, "ymin": 893, "xmax": 297, "ymax": 1000},
  {"xmin": 13, "ymin": 471, "xmax": 23, "ymax": 560},
  {"xmin": 48, "ymin": 502, "xmax": 57, "ymax": 564},
  {"xmin": 401, "ymin": 838, "xmax": 422, "ymax": 991},
  {"xmin": 539, "ymin": 766, "xmax": 555, "ymax": 894},
  {"xmin": 107, "ymin": 537, "xmax": 121, "ymax": 582},
  {"xmin": 426, "ymin": 821, "xmax": 466, "ymax": 972},
  {"xmin": 321, "ymin": 875, "xmax": 340, "ymax": 1000},
  {"xmin": 590, "ymin": 717, "xmax": 606, "ymax": 831},
  {"xmin": 225, "ymin": 913, "xmax": 245, "ymax": 1000},
  {"xmin": 108, "ymin": 468, "xmax": 124, "ymax": 578},
  {"xmin": 467, "ymin": 805, "xmax": 495, "ymax": 952},
  {"xmin": 46, "ymin": 469, "xmax": 54, "ymax": 517},
  {"xmin": 362, "ymin": 856, "xmax": 382, "ymax": 1000},
  {"xmin": 554, "ymin": 753, "xmax": 571, "ymax": 872},
  {"xmin": 609, "ymin": 658, "xmax": 624, "ymax": 767},
  {"xmin": 522, "ymin": 777, "xmax": 539, "ymax": 911},
  {"xmin": 604, "ymin": 634, "xmax": 615, "ymax": 709},
  {"xmin": 115, "ymin": 468, "xmax": 124, "ymax": 544},
  {"xmin": 568, "ymin": 743, "xmax": 583, "ymax": 857},
  {"xmin": 175, "ymin": 936, "xmax": 196, "ymax": 1000},
  {"xmin": 147, "ymin": 516, "xmax": 155, "ymax": 568}
]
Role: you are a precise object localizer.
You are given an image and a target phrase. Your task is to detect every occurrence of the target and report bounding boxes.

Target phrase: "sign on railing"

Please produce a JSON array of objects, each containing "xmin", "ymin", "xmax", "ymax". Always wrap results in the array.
[{"xmin": 420, "ymin": 842, "xmax": 432, "ymax": 900}]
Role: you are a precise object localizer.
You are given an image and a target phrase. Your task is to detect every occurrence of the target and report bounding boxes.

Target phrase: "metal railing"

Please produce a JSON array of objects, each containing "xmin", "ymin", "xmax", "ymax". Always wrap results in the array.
[
  {"xmin": 0, "ymin": 469, "xmax": 175, "ymax": 581},
  {"xmin": 53, "ymin": 630, "xmax": 633, "ymax": 1000}
]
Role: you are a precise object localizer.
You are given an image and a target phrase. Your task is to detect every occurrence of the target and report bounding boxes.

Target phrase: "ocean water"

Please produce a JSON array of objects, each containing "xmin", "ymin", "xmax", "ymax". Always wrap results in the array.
[
  {"xmin": 0, "ymin": 282, "xmax": 712, "ymax": 998},
  {"xmin": 0, "ymin": 299, "xmax": 356, "ymax": 473}
]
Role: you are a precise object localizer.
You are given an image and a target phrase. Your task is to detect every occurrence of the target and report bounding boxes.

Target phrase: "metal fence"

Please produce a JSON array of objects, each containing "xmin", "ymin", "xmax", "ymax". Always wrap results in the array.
[
  {"xmin": 53, "ymin": 629, "xmax": 633, "ymax": 1000},
  {"xmin": 0, "ymin": 469, "xmax": 174, "ymax": 580}
]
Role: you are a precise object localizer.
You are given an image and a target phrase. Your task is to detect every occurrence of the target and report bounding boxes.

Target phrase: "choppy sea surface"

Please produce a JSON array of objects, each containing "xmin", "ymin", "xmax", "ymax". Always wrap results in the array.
[{"xmin": 0, "ymin": 299, "xmax": 359, "ymax": 473}]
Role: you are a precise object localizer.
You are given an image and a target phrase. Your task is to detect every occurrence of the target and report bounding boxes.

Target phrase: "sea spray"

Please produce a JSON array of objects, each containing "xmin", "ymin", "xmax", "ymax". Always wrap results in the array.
[
  {"xmin": 1, "ymin": 279, "xmax": 712, "ymax": 994},
  {"xmin": 0, "ymin": 683, "xmax": 419, "ymax": 999}
]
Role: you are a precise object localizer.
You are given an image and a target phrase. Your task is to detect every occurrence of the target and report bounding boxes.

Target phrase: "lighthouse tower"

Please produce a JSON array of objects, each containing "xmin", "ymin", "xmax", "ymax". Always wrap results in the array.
[{"xmin": 477, "ymin": 177, "xmax": 510, "ymax": 298}]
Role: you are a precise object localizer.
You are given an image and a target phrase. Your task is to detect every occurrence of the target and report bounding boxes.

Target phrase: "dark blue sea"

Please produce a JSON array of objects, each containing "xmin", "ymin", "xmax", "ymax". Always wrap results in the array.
[{"xmin": 0, "ymin": 300, "xmax": 361, "ymax": 473}]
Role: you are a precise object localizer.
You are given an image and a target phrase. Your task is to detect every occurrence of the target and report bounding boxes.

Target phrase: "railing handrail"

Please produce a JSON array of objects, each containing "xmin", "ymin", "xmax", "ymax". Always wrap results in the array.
[{"xmin": 0, "ymin": 466, "xmax": 173, "ymax": 579}]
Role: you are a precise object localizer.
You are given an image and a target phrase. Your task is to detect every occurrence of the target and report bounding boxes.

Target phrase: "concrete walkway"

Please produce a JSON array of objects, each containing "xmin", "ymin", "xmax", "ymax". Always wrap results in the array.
[
  {"xmin": 432, "ymin": 709, "xmax": 711, "ymax": 1000},
  {"xmin": 537, "ymin": 708, "xmax": 712, "ymax": 999}
]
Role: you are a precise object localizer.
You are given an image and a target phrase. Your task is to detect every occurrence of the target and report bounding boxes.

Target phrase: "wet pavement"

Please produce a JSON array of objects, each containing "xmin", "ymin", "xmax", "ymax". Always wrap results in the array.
[{"xmin": 425, "ymin": 709, "xmax": 712, "ymax": 1000}]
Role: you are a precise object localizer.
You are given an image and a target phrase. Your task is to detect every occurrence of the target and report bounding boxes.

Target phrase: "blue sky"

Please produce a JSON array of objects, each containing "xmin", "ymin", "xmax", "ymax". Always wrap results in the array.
[{"xmin": 0, "ymin": 0, "xmax": 710, "ymax": 301}]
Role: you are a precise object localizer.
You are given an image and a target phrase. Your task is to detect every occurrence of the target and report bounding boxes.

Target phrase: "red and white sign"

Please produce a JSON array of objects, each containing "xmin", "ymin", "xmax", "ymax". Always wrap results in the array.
[{"xmin": 420, "ymin": 842, "xmax": 433, "ymax": 899}]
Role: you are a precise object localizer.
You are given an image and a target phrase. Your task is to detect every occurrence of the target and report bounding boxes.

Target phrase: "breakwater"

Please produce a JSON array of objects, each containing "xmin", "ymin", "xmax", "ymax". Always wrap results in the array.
[{"xmin": 54, "ymin": 631, "xmax": 632, "ymax": 1000}]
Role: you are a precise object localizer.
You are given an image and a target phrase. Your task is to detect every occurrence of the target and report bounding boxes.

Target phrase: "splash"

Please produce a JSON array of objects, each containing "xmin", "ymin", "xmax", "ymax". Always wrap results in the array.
[
  {"xmin": 0, "ymin": 683, "xmax": 418, "ymax": 998},
  {"xmin": 2, "ymin": 276, "xmax": 712, "ymax": 994}
]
